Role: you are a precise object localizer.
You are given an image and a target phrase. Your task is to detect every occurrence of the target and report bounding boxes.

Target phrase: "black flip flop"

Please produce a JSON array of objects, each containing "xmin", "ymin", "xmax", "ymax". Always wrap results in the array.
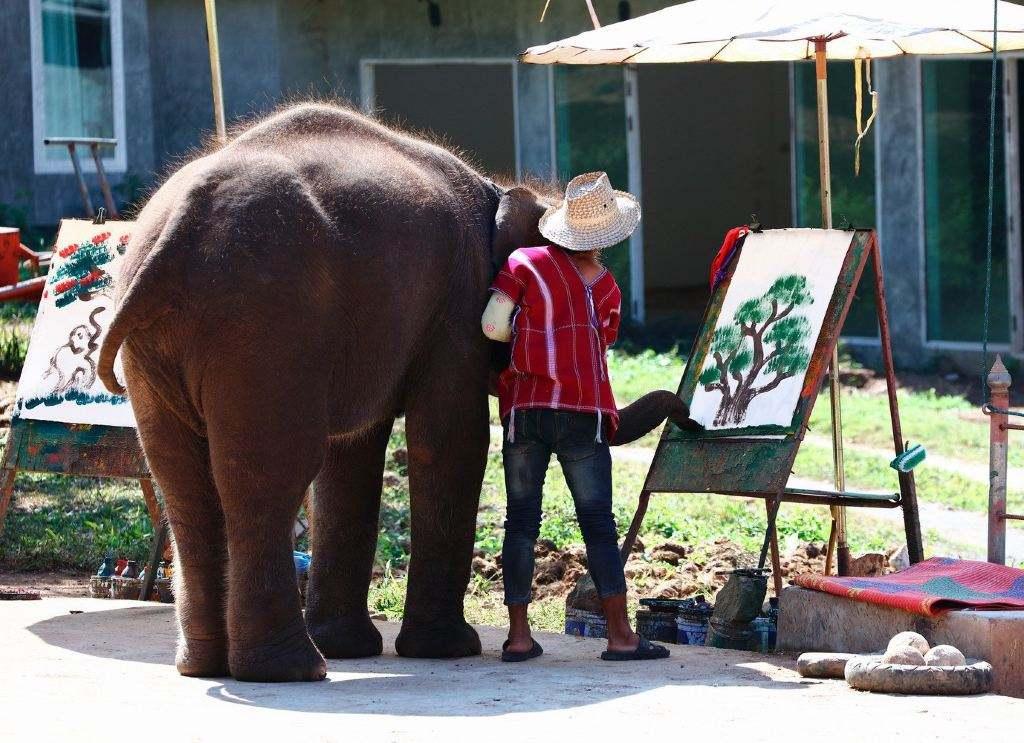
[
  {"xmin": 501, "ymin": 639, "xmax": 544, "ymax": 662},
  {"xmin": 600, "ymin": 637, "xmax": 670, "ymax": 661}
]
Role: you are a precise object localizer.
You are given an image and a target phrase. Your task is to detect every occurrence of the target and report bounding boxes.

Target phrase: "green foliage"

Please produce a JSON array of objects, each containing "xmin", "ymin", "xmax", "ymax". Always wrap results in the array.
[
  {"xmin": 766, "ymin": 274, "xmax": 813, "ymax": 308},
  {"xmin": 698, "ymin": 366, "xmax": 721, "ymax": 387},
  {"xmin": 0, "ymin": 329, "xmax": 27, "ymax": 378},
  {"xmin": 735, "ymin": 297, "xmax": 768, "ymax": 326},
  {"xmin": 710, "ymin": 325, "xmax": 740, "ymax": 355},
  {"xmin": 729, "ymin": 344, "xmax": 752, "ymax": 374}
]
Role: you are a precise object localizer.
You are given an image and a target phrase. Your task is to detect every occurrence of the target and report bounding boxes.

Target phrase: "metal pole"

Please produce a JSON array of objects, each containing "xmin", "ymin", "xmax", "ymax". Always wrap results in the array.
[
  {"xmin": 814, "ymin": 38, "xmax": 849, "ymax": 576},
  {"xmin": 987, "ymin": 355, "xmax": 1010, "ymax": 565},
  {"xmin": 204, "ymin": 0, "xmax": 227, "ymax": 142}
]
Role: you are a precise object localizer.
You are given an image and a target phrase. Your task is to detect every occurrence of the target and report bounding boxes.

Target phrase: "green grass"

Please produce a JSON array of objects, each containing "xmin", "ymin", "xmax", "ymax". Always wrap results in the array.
[{"xmin": 0, "ymin": 347, "xmax": 1012, "ymax": 589}]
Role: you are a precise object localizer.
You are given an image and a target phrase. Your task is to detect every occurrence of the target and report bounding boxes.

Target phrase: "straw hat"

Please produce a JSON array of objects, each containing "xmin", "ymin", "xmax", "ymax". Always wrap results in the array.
[{"xmin": 539, "ymin": 171, "xmax": 640, "ymax": 252}]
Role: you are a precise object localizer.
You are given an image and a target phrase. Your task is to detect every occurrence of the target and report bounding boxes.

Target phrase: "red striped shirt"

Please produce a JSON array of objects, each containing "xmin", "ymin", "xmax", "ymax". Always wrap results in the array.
[{"xmin": 490, "ymin": 245, "xmax": 621, "ymax": 441}]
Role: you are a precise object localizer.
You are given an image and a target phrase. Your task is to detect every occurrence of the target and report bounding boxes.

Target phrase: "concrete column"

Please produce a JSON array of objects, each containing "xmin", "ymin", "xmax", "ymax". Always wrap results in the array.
[
  {"xmin": 875, "ymin": 58, "xmax": 929, "ymax": 369},
  {"xmin": 515, "ymin": 63, "xmax": 554, "ymax": 181}
]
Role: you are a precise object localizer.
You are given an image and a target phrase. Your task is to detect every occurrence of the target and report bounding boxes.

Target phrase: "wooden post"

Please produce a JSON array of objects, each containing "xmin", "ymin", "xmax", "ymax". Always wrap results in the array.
[
  {"xmin": 204, "ymin": 0, "xmax": 227, "ymax": 142},
  {"xmin": 871, "ymin": 237, "xmax": 924, "ymax": 563},
  {"xmin": 89, "ymin": 143, "xmax": 120, "ymax": 219},
  {"xmin": 987, "ymin": 355, "xmax": 1011, "ymax": 565},
  {"xmin": 814, "ymin": 37, "xmax": 850, "ymax": 576},
  {"xmin": 66, "ymin": 143, "xmax": 95, "ymax": 218},
  {"xmin": 619, "ymin": 490, "xmax": 651, "ymax": 562}
]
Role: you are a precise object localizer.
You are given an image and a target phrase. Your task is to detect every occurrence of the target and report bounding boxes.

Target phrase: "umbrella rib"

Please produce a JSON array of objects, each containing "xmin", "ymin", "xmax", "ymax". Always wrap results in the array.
[
  {"xmin": 708, "ymin": 39, "xmax": 733, "ymax": 62},
  {"xmin": 955, "ymin": 29, "xmax": 993, "ymax": 53}
]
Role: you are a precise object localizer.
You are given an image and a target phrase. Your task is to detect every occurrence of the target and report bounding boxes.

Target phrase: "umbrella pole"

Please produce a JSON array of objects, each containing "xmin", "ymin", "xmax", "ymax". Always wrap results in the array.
[
  {"xmin": 204, "ymin": 0, "xmax": 227, "ymax": 142},
  {"xmin": 814, "ymin": 38, "xmax": 850, "ymax": 576}
]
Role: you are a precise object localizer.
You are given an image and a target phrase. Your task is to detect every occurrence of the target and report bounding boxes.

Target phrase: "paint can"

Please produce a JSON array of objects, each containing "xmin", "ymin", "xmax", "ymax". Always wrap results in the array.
[
  {"xmin": 676, "ymin": 610, "xmax": 712, "ymax": 646},
  {"xmin": 564, "ymin": 607, "xmax": 608, "ymax": 639},
  {"xmin": 636, "ymin": 608, "xmax": 678, "ymax": 644},
  {"xmin": 704, "ymin": 617, "xmax": 759, "ymax": 651},
  {"xmin": 752, "ymin": 616, "xmax": 777, "ymax": 653}
]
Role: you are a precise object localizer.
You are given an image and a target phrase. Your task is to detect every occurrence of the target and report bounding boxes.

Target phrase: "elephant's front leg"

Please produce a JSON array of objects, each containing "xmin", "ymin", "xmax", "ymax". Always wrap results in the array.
[
  {"xmin": 395, "ymin": 368, "xmax": 488, "ymax": 658},
  {"xmin": 305, "ymin": 423, "xmax": 392, "ymax": 658}
]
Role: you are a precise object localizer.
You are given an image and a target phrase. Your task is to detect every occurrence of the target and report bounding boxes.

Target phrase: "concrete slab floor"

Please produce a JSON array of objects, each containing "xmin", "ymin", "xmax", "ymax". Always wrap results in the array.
[{"xmin": 1, "ymin": 598, "xmax": 1021, "ymax": 742}]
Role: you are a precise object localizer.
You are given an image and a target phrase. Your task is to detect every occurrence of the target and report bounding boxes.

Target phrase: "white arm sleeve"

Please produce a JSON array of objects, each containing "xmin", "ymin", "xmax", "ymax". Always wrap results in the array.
[{"xmin": 481, "ymin": 291, "xmax": 515, "ymax": 342}]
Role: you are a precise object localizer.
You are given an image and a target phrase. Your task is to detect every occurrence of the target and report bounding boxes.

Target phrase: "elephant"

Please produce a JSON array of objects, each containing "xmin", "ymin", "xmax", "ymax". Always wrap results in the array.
[{"xmin": 99, "ymin": 102, "xmax": 698, "ymax": 682}]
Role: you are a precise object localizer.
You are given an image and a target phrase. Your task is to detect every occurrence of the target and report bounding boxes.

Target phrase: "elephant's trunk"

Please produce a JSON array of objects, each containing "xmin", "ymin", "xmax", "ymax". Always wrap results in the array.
[{"xmin": 612, "ymin": 390, "xmax": 703, "ymax": 446}]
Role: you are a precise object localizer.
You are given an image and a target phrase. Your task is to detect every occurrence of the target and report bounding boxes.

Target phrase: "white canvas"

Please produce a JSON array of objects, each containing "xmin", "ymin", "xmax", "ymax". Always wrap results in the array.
[
  {"xmin": 688, "ymin": 229, "xmax": 853, "ymax": 431},
  {"xmin": 14, "ymin": 219, "xmax": 136, "ymax": 428}
]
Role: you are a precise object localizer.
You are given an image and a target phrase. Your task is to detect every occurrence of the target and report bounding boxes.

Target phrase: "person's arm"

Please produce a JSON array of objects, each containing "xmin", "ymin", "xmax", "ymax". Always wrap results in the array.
[{"xmin": 482, "ymin": 290, "xmax": 515, "ymax": 342}]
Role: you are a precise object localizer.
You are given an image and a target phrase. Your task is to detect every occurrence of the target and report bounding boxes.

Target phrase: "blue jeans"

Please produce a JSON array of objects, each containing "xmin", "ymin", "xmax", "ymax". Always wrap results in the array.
[{"xmin": 501, "ymin": 408, "xmax": 627, "ymax": 605}]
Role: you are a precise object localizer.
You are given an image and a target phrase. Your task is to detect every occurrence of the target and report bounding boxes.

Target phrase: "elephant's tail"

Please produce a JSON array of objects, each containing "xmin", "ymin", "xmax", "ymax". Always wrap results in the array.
[{"xmin": 98, "ymin": 180, "xmax": 208, "ymax": 396}]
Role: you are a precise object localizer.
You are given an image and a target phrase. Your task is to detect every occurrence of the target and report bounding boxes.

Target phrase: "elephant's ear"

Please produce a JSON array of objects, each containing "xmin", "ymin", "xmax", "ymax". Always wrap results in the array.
[{"xmin": 491, "ymin": 186, "xmax": 548, "ymax": 275}]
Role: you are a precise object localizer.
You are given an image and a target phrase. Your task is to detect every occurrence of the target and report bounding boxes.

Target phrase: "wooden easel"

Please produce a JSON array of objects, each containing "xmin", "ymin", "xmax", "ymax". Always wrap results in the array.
[
  {"xmin": 620, "ymin": 229, "xmax": 923, "ymax": 595},
  {"xmin": 0, "ymin": 416, "xmax": 169, "ymax": 599}
]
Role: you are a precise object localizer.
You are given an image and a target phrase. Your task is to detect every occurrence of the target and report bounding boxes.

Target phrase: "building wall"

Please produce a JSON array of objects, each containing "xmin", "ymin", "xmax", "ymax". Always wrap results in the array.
[{"xmin": 0, "ymin": 1, "xmax": 155, "ymax": 228}]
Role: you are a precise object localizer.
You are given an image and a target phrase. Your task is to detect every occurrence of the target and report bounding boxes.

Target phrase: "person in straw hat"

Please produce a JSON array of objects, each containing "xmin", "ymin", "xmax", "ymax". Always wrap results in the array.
[{"xmin": 482, "ymin": 172, "xmax": 669, "ymax": 662}]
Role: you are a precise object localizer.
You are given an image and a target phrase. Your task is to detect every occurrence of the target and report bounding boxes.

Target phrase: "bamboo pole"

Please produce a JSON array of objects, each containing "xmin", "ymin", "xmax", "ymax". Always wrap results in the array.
[
  {"xmin": 814, "ymin": 38, "xmax": 850, "ymax": 576},
  {"xmin": 204, "ymin": 0, "xmax": 227, "ymax": 142}
]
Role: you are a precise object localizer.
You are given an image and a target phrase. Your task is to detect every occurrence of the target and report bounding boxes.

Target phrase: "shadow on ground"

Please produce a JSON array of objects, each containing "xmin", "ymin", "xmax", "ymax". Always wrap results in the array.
[{"xmin": 29, "ymin": 603, "xmax": 807, "ymax": 717}]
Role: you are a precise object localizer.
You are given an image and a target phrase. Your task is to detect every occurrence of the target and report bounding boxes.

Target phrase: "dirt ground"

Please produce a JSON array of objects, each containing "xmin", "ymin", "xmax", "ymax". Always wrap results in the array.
[
  {"xmin": 2, "ymin": 597, "xmax": 1019, "ymax": 741},
  {"xmin": 1, "ymin": 538, "xmax": 894, "ymax": 609}
]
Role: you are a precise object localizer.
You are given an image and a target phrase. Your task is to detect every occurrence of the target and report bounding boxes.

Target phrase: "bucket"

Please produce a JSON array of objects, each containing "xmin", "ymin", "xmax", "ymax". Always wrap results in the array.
[
  {"xmin": 564, "ymin": 607, "xmax": 608, "ymax": 639},
  {"xmin": 636, "ymin": 609, "xmax": 678, "ymax": 644},
  {"xmin": 752, "ymin": 616, "xmax": 777, "ymax": 653},
  {"xmin": 704, "ymin": 617, "xmax": 759, "ymax": 651},
  {"xmin": 676, "ymin": 610, "xmax": 712, "ymax": 646}
]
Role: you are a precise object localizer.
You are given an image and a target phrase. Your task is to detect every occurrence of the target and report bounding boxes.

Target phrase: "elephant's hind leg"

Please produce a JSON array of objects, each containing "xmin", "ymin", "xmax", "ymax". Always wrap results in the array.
[
  {"xmin": 128, "ymin": 377, "xmax": 229, "ymax": 677},
  {"xmin": 204, "ymin": 366, "xmax": 329, "ymax": 682},
  {"xmin": 305, "ymin": 423, "xmax": 392, "ymax": 658}
]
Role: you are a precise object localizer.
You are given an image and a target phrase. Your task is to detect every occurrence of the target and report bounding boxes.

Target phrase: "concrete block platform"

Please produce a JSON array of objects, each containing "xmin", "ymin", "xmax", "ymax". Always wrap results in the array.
[
  {"xmin": 778, "ymin": 586, "xmax": 1024, "ymax": 698},
  {"xmin": 1, "ymin": 598, "xmax": 1022, "ymax": 741}
]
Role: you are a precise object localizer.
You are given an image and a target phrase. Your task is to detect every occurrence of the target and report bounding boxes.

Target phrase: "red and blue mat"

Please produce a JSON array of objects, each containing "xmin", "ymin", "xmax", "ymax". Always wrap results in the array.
[{"xmin": 793, "ymin": 557, "xmax": 1024, "ymax": 617}]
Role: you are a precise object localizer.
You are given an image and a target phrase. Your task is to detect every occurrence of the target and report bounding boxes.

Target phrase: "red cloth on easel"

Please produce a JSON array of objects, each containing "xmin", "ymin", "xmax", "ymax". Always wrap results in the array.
[{"xmin": 709, "ymin": 226, "xmax": 750, "ymax": 290}]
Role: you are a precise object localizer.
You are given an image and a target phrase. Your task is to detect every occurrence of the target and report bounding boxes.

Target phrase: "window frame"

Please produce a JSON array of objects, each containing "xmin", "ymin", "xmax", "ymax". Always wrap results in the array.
[
  {"xmin": 918, "ymin": 54, "xmax": 1020, "ymax": 353},
  {"xmin": 29, "ymin": 0, "xmax": 127, "ymax": 175}
]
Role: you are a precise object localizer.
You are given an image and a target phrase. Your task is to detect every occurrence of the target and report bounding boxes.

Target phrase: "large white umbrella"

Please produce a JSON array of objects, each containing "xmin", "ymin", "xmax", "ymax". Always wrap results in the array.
[{"xmin": 522, "ymin": 0, "xmax": 1024, "ymax": 575}]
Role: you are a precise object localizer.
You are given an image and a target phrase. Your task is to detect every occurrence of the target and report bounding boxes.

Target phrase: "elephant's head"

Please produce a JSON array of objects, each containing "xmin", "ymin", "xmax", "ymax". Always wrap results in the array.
[{"xmin": 490, "ymin": 184, "xmax": 556, "ymax": 275}]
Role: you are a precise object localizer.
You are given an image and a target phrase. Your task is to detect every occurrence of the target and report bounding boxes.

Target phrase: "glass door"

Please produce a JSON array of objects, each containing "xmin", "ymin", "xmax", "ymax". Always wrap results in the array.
[{"xmin": 552, "ymin": 66, "xmax": 632, "ymax": 319}]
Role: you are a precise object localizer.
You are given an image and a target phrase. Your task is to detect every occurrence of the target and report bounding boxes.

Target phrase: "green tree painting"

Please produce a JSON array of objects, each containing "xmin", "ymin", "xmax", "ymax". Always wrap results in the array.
[{"xmin": 698, "ymin": 274, "xmax": 814, "ymax": 427}]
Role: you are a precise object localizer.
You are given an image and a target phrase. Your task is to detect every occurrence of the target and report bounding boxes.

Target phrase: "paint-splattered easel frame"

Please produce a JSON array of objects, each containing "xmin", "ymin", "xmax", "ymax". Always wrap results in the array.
[{"xmin": 619, "ymin": 229, "xmax": 923, "ymax": 590}]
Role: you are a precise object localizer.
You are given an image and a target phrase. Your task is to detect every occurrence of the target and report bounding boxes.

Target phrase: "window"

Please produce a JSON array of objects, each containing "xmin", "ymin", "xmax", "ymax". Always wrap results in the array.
[
  {"xmin": 922, "ymin": 59, "xmax": 1008, "ymax": 344},
  {"xmin": 31, "ymin": 0, "xmax": 125, "ymax": 173},
  {"xmin": 793, "ymin": 61, "xmax": 878, "ymax": 337},
  {"xmin": 553, "ymin": 66, "xmax": 631, "ymax": 316}
]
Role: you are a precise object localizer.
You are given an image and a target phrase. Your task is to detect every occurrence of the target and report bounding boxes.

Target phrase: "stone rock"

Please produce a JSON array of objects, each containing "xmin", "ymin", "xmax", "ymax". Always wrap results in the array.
[
  {"xmin": 797, "ymin": 652, "xmax": 857, "ymax": 679},
  {"xmin": 565, "ymin": 572, "xmax": 602, "ymax": 613},
  {"xmin": 882, "ymin": 646, "xmax": 926, "ymax": 666},
  {"xmin": 846, "ymin": 655, "xmax": 993, "ymax": 696},
  {"xmin": 925, "ymin": 645, "xmax": 966, "ymax": 667},
  {"xmin": 887, "ymin": 630, "xmax": 930, "ymax": 656}
]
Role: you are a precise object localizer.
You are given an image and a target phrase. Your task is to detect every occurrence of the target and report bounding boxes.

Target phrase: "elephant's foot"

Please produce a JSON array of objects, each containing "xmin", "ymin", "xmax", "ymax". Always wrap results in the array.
[
  {"xmin": 176, "ymin": 636, "xmax": 230, "ymax": 678},
  {"xmin": 228, "ymin": 620, "xmax": 327, "ymax": 682},
  {"xmin": 306, "ymin": 612, "xmax": 383, "ymax": 659},
  {"xmin": 395, "ymin": 616, "xmax": 481, "ymax": 658}
]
